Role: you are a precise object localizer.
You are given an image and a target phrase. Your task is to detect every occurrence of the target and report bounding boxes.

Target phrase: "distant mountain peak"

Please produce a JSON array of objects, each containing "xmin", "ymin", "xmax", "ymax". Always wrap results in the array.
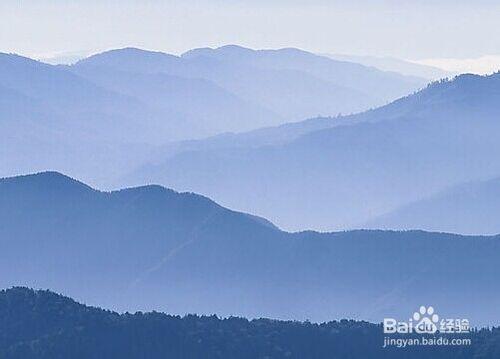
[
  {"xmin": 182, "ymin": 45, "xmax": 320, "ymax": 62},
  {"xmin": 0, "ymin": 172, "xmax": 206, "ymax": 201},
  {"xmin": 0, "ymin": 171, "xmax": 96, "ymax": 194},
  {"xmin": 99, "ymin": 47, "xmax": 174, "ymax": 57},
  {"xmin": 77, "ymin": 47, "xmax": 180, "ymax": 67},
  {"xmin": 0, "ymin": 172, "xmax": 280, "ymax": 231},
  {"xmin": 216, "ymin": 44, "xmax": 254, "ymax": 52},
  {"xmin": 181, "ymin": 45, "xmax": 251, "ymax": 60},
  {"xmin": 0, "ymin": 52, "xmax": 51, "ymax": 69},
  {"xmin": 2, "ymin": 170, "xmax": 77, "ymax": 183},
  {"xmin": 113, "ymin": 183, "xmax": 220, "ymax": 206}
]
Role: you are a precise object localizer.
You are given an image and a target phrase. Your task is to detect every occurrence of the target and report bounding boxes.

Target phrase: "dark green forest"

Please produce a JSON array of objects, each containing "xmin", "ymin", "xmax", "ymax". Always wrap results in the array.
[{"xmin": 1, "ymin": 288, "xmax": 499, "ymax": 359}]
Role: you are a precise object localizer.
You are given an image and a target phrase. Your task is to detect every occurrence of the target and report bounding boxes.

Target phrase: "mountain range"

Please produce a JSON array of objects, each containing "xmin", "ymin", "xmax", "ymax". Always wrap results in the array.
[
  {"xmin": 1, "ymin": 172, "xmax": 499, "ymax": 325},
  {"xmin": 2, "ymin": 46, "xmax": 498, "ymax": 234},
  {"xmin": 76, "ymin": 45, "xmax": 425, "ymax": 122},
  {"xmin": 0, "ymin": 46, "xmax": 427, "ymax": 186},
  {"xmin": 129, "ymin": 72, "xmax": 500, "ymax": 233}
]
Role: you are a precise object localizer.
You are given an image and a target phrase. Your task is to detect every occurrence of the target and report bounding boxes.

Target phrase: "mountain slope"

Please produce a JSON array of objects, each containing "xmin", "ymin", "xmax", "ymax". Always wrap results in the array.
[
  {"xmin": 323, "ymin": 53, "xmax": 452, "ymax": 79},
  {"xmin": 0, "ymin": 53, "xmax": 167, "ymax": 141},
  {"xmin": 127, "ymin": 116, "xmax": 345, "ymax": 171},
  {"xmin": 182, "ymin": 45, "xmax": 426, "ymax": 102},
  {"xmin": 365, "ymin": 177, "xmax": 500, "ymax": 235},
  {"xmin": 69, "ymin": 60, "xmax": 280, "ymax": 135},
  {"xmin": 1, "ymin": 172, "xmax": 500, "ymax": 325},
  {"xmin": 0, "ymin": 52, "xmax": 188, "ymax": 186},
  {"xmin": 129, "ymin": 73, "xmax": 500, "ymax": 232}
]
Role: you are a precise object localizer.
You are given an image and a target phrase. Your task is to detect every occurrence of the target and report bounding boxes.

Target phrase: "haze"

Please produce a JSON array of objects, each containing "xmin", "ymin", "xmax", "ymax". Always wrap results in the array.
[{"xmin": 1, "ymin": 0, "xmax": 499, "ymax": 74}]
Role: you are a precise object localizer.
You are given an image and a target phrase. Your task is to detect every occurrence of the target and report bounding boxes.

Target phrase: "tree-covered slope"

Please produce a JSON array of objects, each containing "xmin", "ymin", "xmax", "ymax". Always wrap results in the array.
[{"xmin": 2, "ymin": 287, "xmax": 497, "ymax": 359}]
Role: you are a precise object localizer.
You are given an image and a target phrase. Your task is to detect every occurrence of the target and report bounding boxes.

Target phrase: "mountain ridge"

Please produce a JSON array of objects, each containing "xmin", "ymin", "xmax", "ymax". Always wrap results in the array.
[
  {"xmin": 76, "ymin": 45, "xmax": 426, "ymax": 121},
  {"xmin": 1, "ymin": 46, "xmax": 427, "ymax": 187},
  {"xmin": 128, "ymin": 72, "xmax": 500, "ymax": 232},
  {"xmin": 1, "ymin": 172, "xmax": 500, "ymax": 324}
]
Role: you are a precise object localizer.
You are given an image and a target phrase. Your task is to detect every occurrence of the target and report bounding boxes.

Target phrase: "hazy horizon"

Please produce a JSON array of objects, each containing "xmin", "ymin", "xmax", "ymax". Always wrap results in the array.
[
  {"xmin": 32, "ymin": 45, "xmax": 500, "ymax": 76},
  {"xmin": 2, "ymin": 1, "xmax": 499, "ymax": 74}
]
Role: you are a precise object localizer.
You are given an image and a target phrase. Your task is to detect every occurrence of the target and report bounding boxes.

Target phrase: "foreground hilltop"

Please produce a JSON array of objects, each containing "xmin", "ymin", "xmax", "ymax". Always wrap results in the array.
[{"xmin": 1, "ymin": 287, "xmax": 496, "ymax": 359}]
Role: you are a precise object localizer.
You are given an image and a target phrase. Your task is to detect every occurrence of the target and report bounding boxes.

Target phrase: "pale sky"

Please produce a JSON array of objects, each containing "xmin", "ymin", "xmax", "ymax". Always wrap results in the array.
[{"xmin": 1, "ymin": 0, "xmax": 499, "ymax": 72}]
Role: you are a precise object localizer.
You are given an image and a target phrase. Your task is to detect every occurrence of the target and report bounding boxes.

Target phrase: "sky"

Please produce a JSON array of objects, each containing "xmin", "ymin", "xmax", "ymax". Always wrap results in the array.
[{"xmin": 1, "ymin": 0, "xmax": 499, "ymax": 73}]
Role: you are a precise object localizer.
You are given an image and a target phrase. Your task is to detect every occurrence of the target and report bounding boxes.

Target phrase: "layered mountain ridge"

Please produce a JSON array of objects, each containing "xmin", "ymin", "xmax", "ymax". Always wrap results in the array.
[
  {"xmin": 130, "ymin": 72, "xmax": 500, "ymax": 232},
  {"xmin": 0, "ymin": 46, "xmax": 427, "ymax": 187},
  {"xmin": 1, "ymin": 172, "xmax": 499, "ymax": 325}
]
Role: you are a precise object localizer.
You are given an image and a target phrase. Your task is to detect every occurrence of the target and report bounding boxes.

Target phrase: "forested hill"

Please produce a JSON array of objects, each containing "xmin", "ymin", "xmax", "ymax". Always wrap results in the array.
[{"xmin": 1, "ymin": 288, "xmax": 498, "ymax": 359}]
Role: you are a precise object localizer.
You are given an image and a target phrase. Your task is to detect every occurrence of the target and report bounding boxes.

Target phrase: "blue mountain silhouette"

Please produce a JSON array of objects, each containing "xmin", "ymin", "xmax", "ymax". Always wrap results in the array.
[
  {"xmin": 1, "ymin": 172, "xmax": 499, "ymax": 324},
  {"xmin": 131, "ymin": 72, "xmax": 500, "ymax": 232},
  {"xmin": 0, "ymin": 47, "xmax": 426, "ymax": 186}
]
